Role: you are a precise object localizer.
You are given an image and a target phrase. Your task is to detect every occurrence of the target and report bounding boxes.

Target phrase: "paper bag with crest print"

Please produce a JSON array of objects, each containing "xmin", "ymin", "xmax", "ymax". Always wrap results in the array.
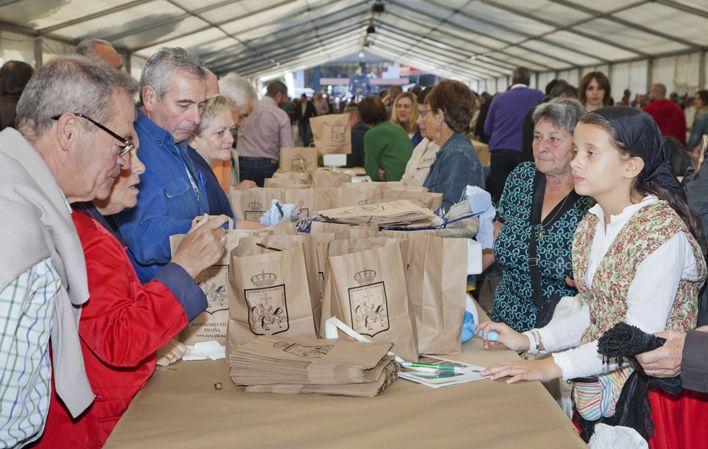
[
  {"xmin": 310, "ymin": 113, "xmax": 351, "ymax": 154},
  {"xmin": 257, "ymin": 234, "xmax": 321, "ymax": 334},
  {"xmin": 230, "ymin": 187, "xmax": 285, "ymax": 222},
  {"xmin": 311, "ymin": 233, "xmax": 336, "ymax": 335},
  {"xmin": 169, "ymin": 219, "xmax": 269, "ymax": 345},
  {"xmin": 279, "ymin": 147, "xmax": 318, "ymax": 173},
  {"xmin": 285, "ymin": 187, "xmax": 334, "ymax": 218},
  {"xmin": 228, "ymin": 237, "xmax": 316, "ymax": 350},
  {"xmin": 327, "ymin": 239, "xmax": 418, "ymax": 361}
]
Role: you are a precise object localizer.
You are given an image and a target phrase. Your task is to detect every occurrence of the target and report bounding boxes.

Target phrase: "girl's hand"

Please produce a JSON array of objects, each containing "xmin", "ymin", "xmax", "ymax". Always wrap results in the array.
[
  {"xmin": 482, "ymin": 358, "xmax": 563, "ymax": 384},
  {"xmin": 476, "ymin": 321, "xmax": 530, "ymax": 352}
]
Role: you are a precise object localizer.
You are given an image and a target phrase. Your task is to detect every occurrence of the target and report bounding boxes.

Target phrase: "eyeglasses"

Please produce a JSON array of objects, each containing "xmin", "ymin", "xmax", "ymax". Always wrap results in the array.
[
  {"xmin": 419, "ymin": 108, "xmax": 432, "ymax": 116},
  {"xmin": 51, "ymin": 113, "xmax": 135, "ymax": 156}
]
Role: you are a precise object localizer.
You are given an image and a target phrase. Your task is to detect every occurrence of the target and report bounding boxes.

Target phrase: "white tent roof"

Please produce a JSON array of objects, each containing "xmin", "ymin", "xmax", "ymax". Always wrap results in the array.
[{"xmin": 0, "ymin": 0, "xmax": 706, "ymax": 83}]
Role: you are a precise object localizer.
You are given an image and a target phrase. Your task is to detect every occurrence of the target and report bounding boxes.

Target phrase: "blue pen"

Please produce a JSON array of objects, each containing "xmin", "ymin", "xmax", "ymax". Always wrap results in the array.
[{"xmin": 197, "ymin": 170, "xmax": 206, "ymax": 191}]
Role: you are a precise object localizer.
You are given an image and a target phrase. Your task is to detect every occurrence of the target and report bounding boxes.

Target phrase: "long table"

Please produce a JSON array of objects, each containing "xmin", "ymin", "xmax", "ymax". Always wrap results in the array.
[{"xmin": 104, "ymin": 334, "xmax": 587, "ymax": 449}]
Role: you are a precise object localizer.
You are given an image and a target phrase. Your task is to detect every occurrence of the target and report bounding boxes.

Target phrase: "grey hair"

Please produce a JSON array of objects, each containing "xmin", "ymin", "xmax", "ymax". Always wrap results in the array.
[
  {"xmin": 139, "ymin": 47, "xmax": 206, "ymax": 103},
  {"xmin": 218, "ymin": 72, "xmax": 257, "ymax": 108},
  {"xmin": 532, "ymin": 98, "xmax": 586, "ymax": 135},
  {"xmin": 16, "ymin": 56, "xmax": 137, "ymax": 139},
  {"xmin": 74, "ymin": 37, "xmax": 115, "ymax": 57}
]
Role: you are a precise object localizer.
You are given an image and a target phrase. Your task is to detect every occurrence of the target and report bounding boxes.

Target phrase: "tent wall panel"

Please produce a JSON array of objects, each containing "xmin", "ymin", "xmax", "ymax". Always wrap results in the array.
[
  {"xmin": 652, "ymin": 52, "xmax": 701, "ymax": 96},
  {"xmin": 0, "ymin": 30, "xmax": 36, "ymax": 67}
]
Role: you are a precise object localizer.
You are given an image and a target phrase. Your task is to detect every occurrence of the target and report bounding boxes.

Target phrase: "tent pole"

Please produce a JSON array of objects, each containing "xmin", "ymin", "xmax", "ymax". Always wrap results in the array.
[
  {"xmin": 33, "ymin": 37, "xmax": 43, "ymax": 69},
  {"xmin": 699, "ymin": 50, "xmax": 706, "ymax": 90}
]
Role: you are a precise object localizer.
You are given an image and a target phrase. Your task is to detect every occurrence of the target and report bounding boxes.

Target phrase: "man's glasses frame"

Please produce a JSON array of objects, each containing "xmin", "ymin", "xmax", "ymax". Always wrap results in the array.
[{"xmin": 51, "ymin": 113, "xmax": 134, "ymax": 156}]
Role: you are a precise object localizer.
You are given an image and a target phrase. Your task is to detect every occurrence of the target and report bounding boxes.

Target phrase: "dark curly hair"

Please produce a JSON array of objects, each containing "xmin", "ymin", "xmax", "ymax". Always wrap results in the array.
[{"xmin": 425, "ymin": 79, "xmax": 477, "ymax": 133}]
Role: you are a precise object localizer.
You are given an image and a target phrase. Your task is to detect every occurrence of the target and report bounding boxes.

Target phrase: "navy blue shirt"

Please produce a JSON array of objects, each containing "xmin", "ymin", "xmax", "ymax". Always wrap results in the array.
[
  {"xmin": 114, "ymin": 109, "xmax": 210, "ymax": 283},
  {"xmin": 423, "ymin": 132, "xmax": 485, "ymax": 211},
  {"xmin": 188, "ymin": 148, "xmax": 234, "ymax": 219}
]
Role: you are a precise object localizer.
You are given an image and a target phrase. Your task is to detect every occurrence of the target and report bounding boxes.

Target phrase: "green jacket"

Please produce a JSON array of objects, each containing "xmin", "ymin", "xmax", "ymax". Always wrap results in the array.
[{"xmin": 363, "ymin": 121, "xmax": 413, "ymax": 181}]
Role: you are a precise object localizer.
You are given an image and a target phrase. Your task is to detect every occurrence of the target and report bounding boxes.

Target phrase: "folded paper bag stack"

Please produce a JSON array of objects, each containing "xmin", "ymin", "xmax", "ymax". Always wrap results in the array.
[{"xmin": 229, "ymin": 335, "xmax": 398, "ymax": 397}]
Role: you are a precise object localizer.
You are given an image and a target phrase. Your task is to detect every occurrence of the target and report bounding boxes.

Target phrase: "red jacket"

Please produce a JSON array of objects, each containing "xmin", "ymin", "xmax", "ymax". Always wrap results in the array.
[
  {"xmin": 643, "ymin": 99, "xmax": 687, "ymax": 145},
  {"xmin": 32, "ymin": 211, "xmax": 201, "ymax": 449}
]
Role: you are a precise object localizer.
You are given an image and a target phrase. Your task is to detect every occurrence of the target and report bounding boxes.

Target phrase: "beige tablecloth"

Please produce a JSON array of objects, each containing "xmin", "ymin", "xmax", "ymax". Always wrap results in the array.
[{"xmin": 105, "ymin": 331, "xmax": 587, "ymax": 449}]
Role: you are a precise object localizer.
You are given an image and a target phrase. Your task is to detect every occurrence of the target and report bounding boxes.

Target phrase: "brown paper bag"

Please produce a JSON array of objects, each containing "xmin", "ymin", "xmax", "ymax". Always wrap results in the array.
[
  {"xmin": 169, "ymin": 220, "xmax": 261, "ymax": 345},
  {"xmin": 327, "ymin": 240, "xmax": 418, "ymax": 361},
  {"xmin": 257, "ymin": 234, "xmax": 321, "ymax": 334},
  {"xmin": 380, "ymin": 232, "xmax": 467, "ymax": 354},
  {"xmin": 230, "ymin": 187, "xmax": 285, "ymax": 221},
  {"xmin": 310, "ymin": 221, "xmax": 379, "ymax": 239},
  {"xmin": 279, "ymin": 147, "xmax": 318, "ymax": 173},
  {"xmin": 265, "ymin": 171, "xmax": 312, "ymax": 188},
  {"xmin": 381, "ymin": 189, "xmax": 443, "ymax": 211},
  {"xmin": 418, "ymin": 236, "xmax": 467, "ymax": 354},
  {"xmin": 285, "ymin": 187, "xmax": 333, "ymax": 218},
  {"xmin": 310, "ymin": 113, "xmax": 351, "ymax": 154},
  {"xmin": 312, "ymin": 169, "xmax": 352, "ymax": 188},
  {"xmin": 228, "ymin": 237, "xmax": 316, "ymax": 349},
  {"xmin": 312, "ymin": 233, "xmax": 336, "ymax": 334},
  {"xmin": 333, "ymin": 183, "xmax": 383, "ymax": 207}
]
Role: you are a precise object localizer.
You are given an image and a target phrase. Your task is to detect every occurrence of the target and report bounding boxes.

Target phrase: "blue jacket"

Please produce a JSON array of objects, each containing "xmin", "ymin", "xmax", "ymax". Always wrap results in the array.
[
  {"xmin": 188, "ymin": 148, "xmax": 234, "ymax": 219},
  {"xmin": 423, "ymin": 132, "xmax": 485, "ymax": 211},
  {"xmin": 114, "ymin": 109, "xmax": 210, "ymax": 283}
]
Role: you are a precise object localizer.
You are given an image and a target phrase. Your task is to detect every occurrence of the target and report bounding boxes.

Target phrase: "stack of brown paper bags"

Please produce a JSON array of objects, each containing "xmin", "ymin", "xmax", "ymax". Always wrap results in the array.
[
  {"xmin": 229, "ymin": 336, "xmax": 398, "ymax": 397},
  {"xmin": 315, "ymin": 200, "xmax": 440, "ymax": 227}
]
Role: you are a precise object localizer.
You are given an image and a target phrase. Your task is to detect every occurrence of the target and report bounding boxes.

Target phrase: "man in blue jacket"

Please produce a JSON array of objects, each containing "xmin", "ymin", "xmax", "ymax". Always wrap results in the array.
[{"xmin": 114, "ymin": 47, "xmax": 209, "ymax": 282}]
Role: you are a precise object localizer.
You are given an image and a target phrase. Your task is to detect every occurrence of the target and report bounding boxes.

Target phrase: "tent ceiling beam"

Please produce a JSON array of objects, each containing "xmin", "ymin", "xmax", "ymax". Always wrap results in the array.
[
  {"xmin": 373, "ymin": 27, "xmax": 507, "ymax": 77},
  {"xmin": 387, "ymin": 3, "xmax": 567, "ymax": 69},
  {"xmin": 198, "ymin": 7, "xmax": 367, "ymax": 63},
  {"xmin": 546, "ymin": 0, "xmax": 701, "ymax": 50},
  {"xmin": 222, "ymin": 36, "xmax": 361, "ymax": 76},
  {"xmin": 383, "ymin": 10, "xmax": 553, "ymax": 71},
  {"xmin": 655, "ymin": 0, "xmax": 708, "ymax": 19},
  {"xmin": 478, "ymin": 0, "xmax": 648, "ymax": 59},
  {"xmin": 371, "ymin": 39, "xmax": 486, "ymax": 79},
  {"xmin": 36, "ymin": 0, "xmax": 157, "ymax": 35},
  {"xmin": 130, "ymin": 0, "xmax": 298, "ymax": 52},
  {"xmin": 419, "ymin": 0, "xmax": 611, "ymax": 64},
  {"xmin": 217, "ymin": 33, "xmax": 360, "ymax": 74}
]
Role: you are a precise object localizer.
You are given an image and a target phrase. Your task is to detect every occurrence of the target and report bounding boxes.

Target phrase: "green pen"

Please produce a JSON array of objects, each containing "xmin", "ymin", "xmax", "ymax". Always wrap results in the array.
[{"xmin": 401, "ymin": 361, "xmax": 458, "ymax": 371}]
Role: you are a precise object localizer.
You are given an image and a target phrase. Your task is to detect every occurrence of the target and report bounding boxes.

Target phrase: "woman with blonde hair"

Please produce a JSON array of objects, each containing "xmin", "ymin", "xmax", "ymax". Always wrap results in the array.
[
  {"xmin": 391, "ymin": 91, "xmax": 422, "ymax": 146},
  {"xmin": 189, "ymin": 94, "xmax": 236, "ymax": 218}
]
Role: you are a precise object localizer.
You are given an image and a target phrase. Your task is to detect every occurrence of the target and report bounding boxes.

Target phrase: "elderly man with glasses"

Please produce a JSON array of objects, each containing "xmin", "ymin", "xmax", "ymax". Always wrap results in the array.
[{"xmin": 0, "ymin": 56, "xmax": 135, "ymax": 449}]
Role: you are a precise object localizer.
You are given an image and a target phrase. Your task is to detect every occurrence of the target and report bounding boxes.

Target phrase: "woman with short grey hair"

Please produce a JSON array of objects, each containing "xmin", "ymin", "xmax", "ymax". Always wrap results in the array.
[{"xmin": 484, "ymin": 98, "xmax": 594, "ymax": 332}]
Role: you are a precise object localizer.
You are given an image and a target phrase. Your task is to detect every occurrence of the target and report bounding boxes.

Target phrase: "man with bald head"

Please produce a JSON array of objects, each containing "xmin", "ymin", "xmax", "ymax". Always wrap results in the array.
[
  {"xmin": 75, "ymin": 37, "xmax": 123, "ymax": 70},
  {"xmin": 644, "ymin": 82, "xmax": 687, "ymax": 145}
]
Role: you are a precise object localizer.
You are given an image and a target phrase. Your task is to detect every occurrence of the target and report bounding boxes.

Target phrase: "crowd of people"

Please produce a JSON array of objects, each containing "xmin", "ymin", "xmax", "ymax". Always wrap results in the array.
[{"xmin": 0, "ymin": 35, "xmax": 707, "ymax": 449}]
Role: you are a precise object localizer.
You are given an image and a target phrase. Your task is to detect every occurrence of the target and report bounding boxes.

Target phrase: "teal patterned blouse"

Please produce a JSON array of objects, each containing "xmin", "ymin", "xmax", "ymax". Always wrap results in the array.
[{"xmin": 492, "ymin": 162, "xmax": 594, "ymax": 332}]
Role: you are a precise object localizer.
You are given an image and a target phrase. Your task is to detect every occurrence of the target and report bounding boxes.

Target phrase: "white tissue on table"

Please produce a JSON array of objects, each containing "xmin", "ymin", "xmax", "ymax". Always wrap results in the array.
[
  {"xmin": 465, "ymin": 186, "xmax": 496, "ymax": 249},
  {"xmin": 259, "ymin": 200, "xmax": 296, "ymax": 226},
  {"xmin": 182, "ymin": 340, "xmax": 226, "ymax": 361}
]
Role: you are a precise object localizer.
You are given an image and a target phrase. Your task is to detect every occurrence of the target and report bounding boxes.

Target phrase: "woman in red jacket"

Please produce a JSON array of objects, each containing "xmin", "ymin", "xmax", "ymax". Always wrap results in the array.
[{"xmin": 31, "ymin": 149, "xmax": 228, "ymax": 449}]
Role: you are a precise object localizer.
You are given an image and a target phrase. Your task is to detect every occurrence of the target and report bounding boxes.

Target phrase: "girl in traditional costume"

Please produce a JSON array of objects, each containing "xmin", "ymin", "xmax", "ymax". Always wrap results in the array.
[{"xmin": 479, "ymin": 107, "xmax": 707, "ymax": 448}]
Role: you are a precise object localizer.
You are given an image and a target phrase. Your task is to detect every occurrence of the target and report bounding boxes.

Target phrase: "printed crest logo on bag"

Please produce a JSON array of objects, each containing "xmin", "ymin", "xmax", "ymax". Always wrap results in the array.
[
  {"xmin": 197, "ymin": 266, "xmax": 229, "ymax": 315},
  {"xmin": 348, "ymin": 268, "xmax": 390, "ymax": 337},
  {"xmin": 358, "ymin": 199, "xmax": 369, "ymax": 206},
  {"xmin": 291, "ymin": 156, "xmax": 307, "ymax": 172},
  {"xmin": 245, "ymin": 200, "xmax": 266, "ymax": 221},
  {"xmin": 245, "ymin": 271, "xmax": 289, "ymax": 335},
  {"xmin": 330, "ymin": 123, "xmax": 346, "ymax": 144},
  {"xmin": 282, "ymin": 343, "xmax": 333, "ymax": 358}
]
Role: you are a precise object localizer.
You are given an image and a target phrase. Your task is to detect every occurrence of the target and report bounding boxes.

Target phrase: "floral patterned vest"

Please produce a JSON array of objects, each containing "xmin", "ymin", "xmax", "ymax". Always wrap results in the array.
[{"xmin": 572, "ymin": 200, "xmax": 706, "ymax": 345}]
